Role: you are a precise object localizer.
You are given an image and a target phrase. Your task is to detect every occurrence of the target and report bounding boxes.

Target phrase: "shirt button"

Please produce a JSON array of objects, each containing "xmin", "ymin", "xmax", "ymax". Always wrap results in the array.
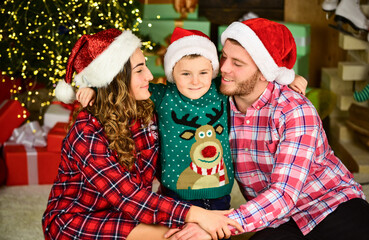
[
  {"xmin": 259, "ymin": 221, "xmax": 263, "ymax": 224},
  {"xmin": 245, "ymin": 148, "xmax": 248, "ymax": 152},
  {"xmin": 257, "ymin": 106, "xmax": 260, "ymax": 109},
  {"xmin": 251, "ymin": 173, "xmax": 255, "ymax": 177},
  {"xmin": 246, "ymin": 120, "xmax": 250, "ymax": 124},
  {"xmin": 235, "ymin": 230, "xmax": 239, "ymax": 234}
]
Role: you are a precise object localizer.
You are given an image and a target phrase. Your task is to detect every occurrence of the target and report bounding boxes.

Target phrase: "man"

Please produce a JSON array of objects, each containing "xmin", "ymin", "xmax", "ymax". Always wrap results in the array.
[
  {"xmin": 166, "ymin": 18, "xmax": 369, "ymax": 240},
  {"xmin": 219, "ymin": 18, "xmax": 369, "ymax": 240}
]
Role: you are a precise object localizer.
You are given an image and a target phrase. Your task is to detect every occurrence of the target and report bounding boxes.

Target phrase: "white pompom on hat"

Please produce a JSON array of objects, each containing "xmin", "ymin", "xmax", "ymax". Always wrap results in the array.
[
  {"xmin": 164, "ymin": 27, "xmax": 219, "ymax": 83},
  {"xmin": 221, "ymin": 18, "xmax": 297, "ymax": 85},
  {"xmin": 55, "ymin": 29, "xmax": 141, "ymax": 103}
]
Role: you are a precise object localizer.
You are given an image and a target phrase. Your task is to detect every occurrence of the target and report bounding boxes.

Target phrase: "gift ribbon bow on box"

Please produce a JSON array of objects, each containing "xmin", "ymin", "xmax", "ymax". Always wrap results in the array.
[
  {"xmin": 7, "ymin": 121, "xmax": 48, "ymax": 148},
  {"xmin": 6, "ymin": 121, "xmax": 50, "ymax": 185}
]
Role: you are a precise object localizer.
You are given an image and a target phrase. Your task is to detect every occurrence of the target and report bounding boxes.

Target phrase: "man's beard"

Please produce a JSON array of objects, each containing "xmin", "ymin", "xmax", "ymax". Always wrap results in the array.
[{"xmin": 220, "ymin": 71, "xmax": 259, "ymax": 97}]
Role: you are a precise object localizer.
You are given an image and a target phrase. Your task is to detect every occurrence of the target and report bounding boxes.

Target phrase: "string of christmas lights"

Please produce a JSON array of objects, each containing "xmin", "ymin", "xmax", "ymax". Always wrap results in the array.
[{"xmin": 0, "ymin": 0, "xmax": 158, "ymax": 122}]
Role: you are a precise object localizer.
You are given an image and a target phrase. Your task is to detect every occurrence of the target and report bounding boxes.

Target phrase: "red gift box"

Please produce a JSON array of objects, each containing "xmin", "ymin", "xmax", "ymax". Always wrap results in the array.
[
  {"xmin": 47, "ymin": 122, "xmax": 68, "ymax": 152},
  {"xmin": 0, "ymin": 155, "xmax": 6, "ymax": 186},
  {"xmin": 0, "ymin": 100, "xmax": 30, "ymax": 144},
  {"xmin": 3, "ymin": 145, "xmax": 61, "ymax": 185}
]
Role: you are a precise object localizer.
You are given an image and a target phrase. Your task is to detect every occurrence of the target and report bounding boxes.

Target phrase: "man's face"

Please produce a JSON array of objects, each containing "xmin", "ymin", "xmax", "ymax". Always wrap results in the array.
[{"xmin": 219, "ymin": 39, "xmax": 261, "ymax": 97}]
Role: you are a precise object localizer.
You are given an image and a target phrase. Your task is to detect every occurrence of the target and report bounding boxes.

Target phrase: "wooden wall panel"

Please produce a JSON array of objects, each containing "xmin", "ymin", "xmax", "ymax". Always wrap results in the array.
[
  {"xmin": 284, "ymin": 0, "xmax": 346, "ymax": 87},
  {"xmin": 199, "ymin": 0, "xmax": 284, "ymax": 25}
]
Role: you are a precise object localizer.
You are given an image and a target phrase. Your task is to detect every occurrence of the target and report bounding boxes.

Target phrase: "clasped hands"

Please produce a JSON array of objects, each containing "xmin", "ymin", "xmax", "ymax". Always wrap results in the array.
[{"xmin": 165, "ymin": 206, "xmax": 244, "ymax": 240}]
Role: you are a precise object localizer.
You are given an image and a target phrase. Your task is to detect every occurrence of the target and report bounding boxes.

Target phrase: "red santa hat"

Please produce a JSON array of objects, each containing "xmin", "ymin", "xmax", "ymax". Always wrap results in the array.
[
  {"xmin": 55, "ymin": 29, "xmax": 141, "ymax": 103},
  {"xmin": 221, "ymin": 18, "xmax": 296, "ymax": 85},
  {"xmin": 164, "ymin": 27, "xmax": 219, "ymax": 83}
]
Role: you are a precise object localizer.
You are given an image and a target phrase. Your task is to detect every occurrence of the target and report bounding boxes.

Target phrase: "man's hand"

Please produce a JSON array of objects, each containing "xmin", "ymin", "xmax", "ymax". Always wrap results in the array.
[
  {"xmin": 185, "ymin": 206, "xmax": 244, "ymax": 240},
  {"xmin": 76, "ymin": 87, "xmax": 96, "ymax": 107},
  {"xmin": 165, "ymin": 223, "xmax": 211, "ymax": 240}
]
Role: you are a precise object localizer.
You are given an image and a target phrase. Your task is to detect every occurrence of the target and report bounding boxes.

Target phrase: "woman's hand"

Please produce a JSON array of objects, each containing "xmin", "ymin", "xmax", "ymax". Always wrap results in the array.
[
  {"xmin": 165, "ymin": 223, "xmax": 211, "ymax": 240},
  {"xmin": 76, "ymin": 87, "xmax": 96, "ymax": 107},
  {"xmin": 185, "ymin": 206, "xmax": 244, "ymax": 240},
  {"xmin": 289, "ymin": 74, "xmax": 308, "ymax": 95}
]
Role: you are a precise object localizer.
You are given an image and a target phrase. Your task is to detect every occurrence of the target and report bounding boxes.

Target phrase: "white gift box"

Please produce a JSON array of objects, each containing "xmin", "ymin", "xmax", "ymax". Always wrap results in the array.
[{"xmin": 43, "ymin": 104, "xmax": 71, "ymax": 129}]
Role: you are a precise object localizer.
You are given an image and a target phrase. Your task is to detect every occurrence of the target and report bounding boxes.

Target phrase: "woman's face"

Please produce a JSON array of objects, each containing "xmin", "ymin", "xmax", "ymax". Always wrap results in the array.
[{"xmin": 129, "ymin": 48, "xmax": 153, "ymax": 100}]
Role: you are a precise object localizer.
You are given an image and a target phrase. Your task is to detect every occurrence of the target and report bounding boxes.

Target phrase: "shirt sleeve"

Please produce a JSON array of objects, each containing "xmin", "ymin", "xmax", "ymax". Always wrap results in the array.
[
  {"xmin": 228, "ymin": 102, "xmax": 321, "ymax": 234},
  {"xmin": 71, "ymin": 127, "xmax": 190, "ymax": 229}
]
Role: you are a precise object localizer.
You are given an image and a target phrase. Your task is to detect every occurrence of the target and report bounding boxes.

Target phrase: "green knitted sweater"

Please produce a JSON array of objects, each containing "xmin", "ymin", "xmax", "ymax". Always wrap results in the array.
[{"xmin": 149, "ymin": 78, "xmax": 234, "ymax": 200}]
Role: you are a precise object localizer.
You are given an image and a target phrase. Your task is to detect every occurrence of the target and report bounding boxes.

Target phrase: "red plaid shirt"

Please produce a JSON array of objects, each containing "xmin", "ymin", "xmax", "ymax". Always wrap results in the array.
[
  {"xmin": 42, "ymin": 110, "xmax": 190, "ymax": 239},
  {"xmin": 227, "ymin": 82, "xmax": 365, "ymax": 235}
]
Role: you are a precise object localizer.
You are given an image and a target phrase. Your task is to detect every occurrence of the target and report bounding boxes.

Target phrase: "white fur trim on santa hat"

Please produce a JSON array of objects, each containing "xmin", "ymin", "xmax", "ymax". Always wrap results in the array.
[
  {"xmin": 55, "ymin": 80, "xmax": 76, "ymax": 104},
  {"xmin": 164, "ymin": 35, "xmax": 219, "ymax": 83},
  {"xmin": 74, "ymin": 30, "xmax": 141, "ymax": 88},
  {"xmin": 221, "ymin": 22, "xmax": 294, "ymax": 85}
]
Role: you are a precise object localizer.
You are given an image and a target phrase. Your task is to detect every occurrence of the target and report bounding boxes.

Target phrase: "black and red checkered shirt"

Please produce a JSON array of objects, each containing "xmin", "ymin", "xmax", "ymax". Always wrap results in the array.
[{"xmin": 42, "ymin": 110, "xmax": 190, "ymax": 239}]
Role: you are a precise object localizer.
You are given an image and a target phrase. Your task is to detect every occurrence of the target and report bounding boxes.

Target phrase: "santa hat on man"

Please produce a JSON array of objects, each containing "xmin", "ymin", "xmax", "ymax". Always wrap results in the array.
[
  {"xmin": 164, "ymin": 27, "xmax": 219, "ymax": 83},
  {"xmin": 55, "ymin": 28, "xmax": 141, "ymax": 103},
  {"xmin": 221, "ymin": 18, "xmax": 296, "ymax": 85}
]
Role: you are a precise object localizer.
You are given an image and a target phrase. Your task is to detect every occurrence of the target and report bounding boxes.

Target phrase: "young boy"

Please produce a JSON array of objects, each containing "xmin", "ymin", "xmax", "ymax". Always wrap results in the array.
[{"xmin": 77, "ymin": 27, "xmax": 307, "ymax": 211}]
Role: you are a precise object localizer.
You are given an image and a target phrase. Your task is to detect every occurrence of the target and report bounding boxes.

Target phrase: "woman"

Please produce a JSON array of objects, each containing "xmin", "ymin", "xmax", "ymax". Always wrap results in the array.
[{"xmin": 42, "ymin": 29, "xmax": 242, "ymax": 240}]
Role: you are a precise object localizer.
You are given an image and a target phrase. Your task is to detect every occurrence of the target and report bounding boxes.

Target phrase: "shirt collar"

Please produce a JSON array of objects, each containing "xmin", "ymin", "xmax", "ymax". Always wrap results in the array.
[{"xmin": 229, "ymin": 82, "xmax": 276, "ymax": 113}]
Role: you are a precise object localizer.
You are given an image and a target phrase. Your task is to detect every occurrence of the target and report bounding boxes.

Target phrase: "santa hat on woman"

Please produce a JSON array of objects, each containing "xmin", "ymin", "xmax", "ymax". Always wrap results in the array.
[
  {"xmin": 221, "ymin": 18, "xmax": 296, "ymax": 85},
  {"xmin": 55, "ymin": 28, "xmax": 141, "ymax": 103},
  {"xmin": 164, "ymin": 27, "xmax": 219, "ymax": 83}
]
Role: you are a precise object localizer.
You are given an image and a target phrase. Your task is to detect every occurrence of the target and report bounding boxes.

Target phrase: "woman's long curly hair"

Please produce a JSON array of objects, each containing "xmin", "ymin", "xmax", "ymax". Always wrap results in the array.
[{"xmin": 79, "ymin": 60, "xmax": 154, "ymax": 169}]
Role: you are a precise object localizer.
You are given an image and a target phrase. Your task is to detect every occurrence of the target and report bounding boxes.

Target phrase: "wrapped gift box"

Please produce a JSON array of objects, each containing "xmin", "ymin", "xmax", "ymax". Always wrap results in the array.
[
  {"xmin": 3, "ymin": 145, "xmax": 61, "ymax": 185},
  {"xmin": 43, "ymin": 102, "xmax": 72, "ymax": 129},
  {"xmin": 140, "ymin": 3, "xmax": 198, "ymax": 20},
  {"xmin": 279, "ymin": 22, "xmax": 311, "ymax": 56},
  {"xmin": 217, "ymin": 25, "xmax": 228, "ymax": 50},
  {"xmin": 293, "ymin": 54, "xmax": 310, "ymax": 80},
  {"xmin": 47, "ymin": 122, "xmax": 68, "ymax": 153},
  {"xmin": 139, "ymin": 18, "xmax": 210, "ymax": 45},
  {"xmin": 146, "ymin": 55, "xmax": 166, "ymax": 77},
  {"xmin": 0, "ymin": 100, "xmax": 30, "ymax": 144},
  {"xmin": 0, "ymin": 155, "xmax": 6, "ymax": 186}
]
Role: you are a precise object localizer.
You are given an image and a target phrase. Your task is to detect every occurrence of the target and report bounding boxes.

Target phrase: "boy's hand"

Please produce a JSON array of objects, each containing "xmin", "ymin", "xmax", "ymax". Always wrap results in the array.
[
  {"xmin": 165, "ymin": 223, "xmax": 211, "ymax": 240},
  {"xmin": 76, "ymin": 88, "xmax": 96, "ymax": 107},
  {"xmin": 289, "ymin": 74, "xmax": 308, "ymax": 95}
]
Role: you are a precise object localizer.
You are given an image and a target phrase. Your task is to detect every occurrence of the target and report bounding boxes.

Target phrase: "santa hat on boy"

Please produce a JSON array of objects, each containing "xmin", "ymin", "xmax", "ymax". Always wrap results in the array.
[
  {"xmin": 55, "ymin": 29, "xmax": 141, "ymax": 103},
  {"xmin": 221, "ymin": 18, "xmax": 296, "ymax": 85},
  {"xmin": 164, "ymin": 27, "xmax": 219, "ymax": 83}
]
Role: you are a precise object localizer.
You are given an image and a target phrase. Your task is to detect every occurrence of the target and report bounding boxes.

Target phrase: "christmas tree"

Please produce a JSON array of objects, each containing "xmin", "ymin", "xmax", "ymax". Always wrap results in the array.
[
  {"xmin": 0, "ymin": 0, "xmax": 158, "ymax": 121},
  {"xmin": 0, "ymin": 0, "xmax": 158, "ymax": 88}
]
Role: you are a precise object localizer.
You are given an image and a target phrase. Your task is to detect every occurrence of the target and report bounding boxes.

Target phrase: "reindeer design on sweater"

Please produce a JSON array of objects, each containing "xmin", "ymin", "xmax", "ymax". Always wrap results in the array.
[{"xmin": 172, "ymin": 101, "xmax": 229, "ymax": 190}]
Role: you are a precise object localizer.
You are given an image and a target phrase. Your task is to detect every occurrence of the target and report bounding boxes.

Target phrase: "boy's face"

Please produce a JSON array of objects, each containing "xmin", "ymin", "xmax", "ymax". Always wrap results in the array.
[{"xmin": 172, "ymin": 55, "xmax": 213, "ymax": 100}]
